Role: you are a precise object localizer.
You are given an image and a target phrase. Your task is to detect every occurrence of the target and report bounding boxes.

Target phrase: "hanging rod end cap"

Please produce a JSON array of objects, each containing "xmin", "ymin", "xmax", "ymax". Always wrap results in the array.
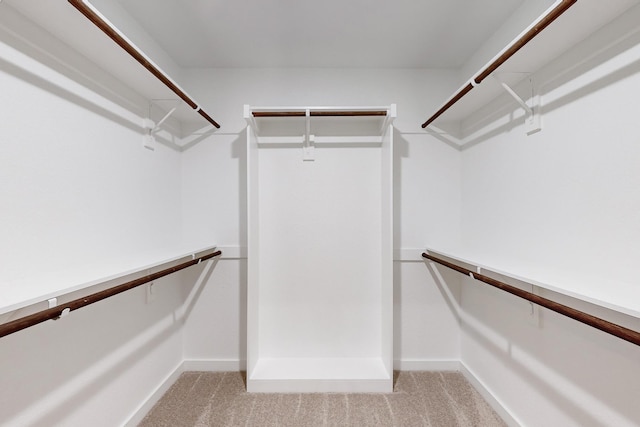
[{"xmin": 55, "ymin": 307, "xmax": 71, "ymax": 321}]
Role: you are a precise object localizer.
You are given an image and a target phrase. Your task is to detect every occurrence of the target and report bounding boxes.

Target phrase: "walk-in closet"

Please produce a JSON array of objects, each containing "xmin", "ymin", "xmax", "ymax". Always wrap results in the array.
[{"xmin": 1, "ymin": 1, "xmax": 639, "ymax": 426}]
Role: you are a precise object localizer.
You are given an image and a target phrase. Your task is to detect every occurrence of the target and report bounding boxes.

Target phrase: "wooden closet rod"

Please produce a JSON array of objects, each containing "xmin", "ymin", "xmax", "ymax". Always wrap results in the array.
[
  {"xmin": 421, "ymin": 0, "xmax": 577, "ymax": 128},
  {"xmin": 0, "ymin": 250, "xmax": 222, "ymax": 339},
  {"xmin": 252, "ymin": 111, "xmax": 388, "ymax": 118},
  {"xmin": 422, "ymin": 252, "xmax": 640, "ymax": 347},
  {"xmin": 68, "ymin": 0, "xmax": 221, "ymax": 129}
]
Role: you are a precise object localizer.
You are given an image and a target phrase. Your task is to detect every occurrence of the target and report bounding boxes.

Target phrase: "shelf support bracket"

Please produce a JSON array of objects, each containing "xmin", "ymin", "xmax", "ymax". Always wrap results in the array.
[
  {"xmin": 494, "ymin": 75, "xmax": 541, "ymax": 136},
  {"xmin": 148, "ymin": 99, "xmax": 181, "ymax": 133},
  {"xmin": 152, "ymin": 107, "xmax": 177, "ymax": 134},
  {"xmin": 141, "ymin": 99, "xmax": 184, "ymax": 151}
]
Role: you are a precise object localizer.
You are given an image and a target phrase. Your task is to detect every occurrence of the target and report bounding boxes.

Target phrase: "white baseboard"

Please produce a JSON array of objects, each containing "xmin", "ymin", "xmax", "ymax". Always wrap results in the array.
[
  {"xmin": 460, "ymin": 362, "xmax": 521, "ymax": 427},
  {"xmin": 182, "ymin": 359, "xmax": 247, "ymax": 372},
  {"xmin": 247, "ymin": 378, "xmax": 392, "ymax": 393},
  {"xmin": 123, "ymin": 359, "xmax": 244, "ymax": 425},
  {"xmin": 184, "ymin": 359, "xmax": 460, "ymax": 374},
  {"xmin": 393, "ymin": 359, "xmax": 461, "ymax": 371},
  {"xmin": 124, "ymin": 362, "xmax": 185, "ymax": 427}
]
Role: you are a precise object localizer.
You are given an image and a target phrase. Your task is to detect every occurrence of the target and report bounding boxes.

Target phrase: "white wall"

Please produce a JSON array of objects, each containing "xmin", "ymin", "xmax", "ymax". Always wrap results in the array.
[
  {"xmin": 0, "ymin": 7, "xmax": 200, "ymax": 426},
  {"xmin": 0, "ymin": 6, "xmax": 184, "ymax": 304},
  {"xmin": 454, "ymin": 6, "xmax": 640, "ymax": 426},
  {"xmin": 180, "ymin": 68, "xmax": 463, "ymax": 369}
]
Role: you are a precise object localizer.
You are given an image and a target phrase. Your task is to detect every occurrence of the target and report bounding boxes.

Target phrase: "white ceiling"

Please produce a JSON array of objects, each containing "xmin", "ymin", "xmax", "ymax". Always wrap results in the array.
[{"xmin": 114, "ymin": 0, "xmax": 527, "ymax": 68}]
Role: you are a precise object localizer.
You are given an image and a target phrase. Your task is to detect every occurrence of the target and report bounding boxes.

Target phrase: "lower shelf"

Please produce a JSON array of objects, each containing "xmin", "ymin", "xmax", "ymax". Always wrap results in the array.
[{"xmin": 248, "ymin": 357, "xmax": 392, "ymax": 393}]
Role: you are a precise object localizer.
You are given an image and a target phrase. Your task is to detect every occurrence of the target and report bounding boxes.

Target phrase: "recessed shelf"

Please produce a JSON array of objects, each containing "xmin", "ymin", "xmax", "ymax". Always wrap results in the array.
[{"xmin": 246, "ymin": 105, "xmax": 395, "ymax": 392}]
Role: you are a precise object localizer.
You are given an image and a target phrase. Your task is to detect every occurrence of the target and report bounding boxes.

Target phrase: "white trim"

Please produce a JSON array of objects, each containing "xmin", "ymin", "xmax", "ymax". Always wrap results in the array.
[
  {"xmin": 130, "ymin": 359, "xmax": 471, "ymax": 378},
  {"xmin": 460, "ymin": 362, "xmax": 521, "ymax": 427},
  {"xmin": 123, "ymin": 359, "xmax": 245, "ymax": 425},
  {"xmin": 182, "ymin": 359, "xmax": 247, "ymax": 372},
  {"xmin": 393, "ymin": 359, "xmax": 461, "ymax": 371},
  {"xmin": 247, "ymin": 378, "xmax": 391, "ymax": 393},
  {"xmin": 218, "ymin": 246, "xmax": 425, "ymax": 261},
  {"xmin": 248, "ymin": 105, "xmax": 393, "ymax": 113},
  {"xmin": 123, "ymin": 362, "xmax": 184, "ymax": 427}
]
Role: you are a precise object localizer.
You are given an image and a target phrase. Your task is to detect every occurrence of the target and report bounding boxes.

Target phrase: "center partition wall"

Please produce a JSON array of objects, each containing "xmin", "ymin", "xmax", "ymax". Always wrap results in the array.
[{"xmin": 245, "ymin": 105, "xmax": 395, "ymax": 392}]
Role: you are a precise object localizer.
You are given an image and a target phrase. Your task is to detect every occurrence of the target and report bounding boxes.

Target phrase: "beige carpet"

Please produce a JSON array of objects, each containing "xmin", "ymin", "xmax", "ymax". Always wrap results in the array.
[{"xmin": 139, "ymin": 371, "xmax": 507, "ymax": 426}]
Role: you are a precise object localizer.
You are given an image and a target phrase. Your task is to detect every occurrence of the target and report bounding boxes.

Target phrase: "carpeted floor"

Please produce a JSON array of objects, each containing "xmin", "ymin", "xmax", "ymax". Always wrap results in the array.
[{"xmin": 139, "ymin": 371, "xmax": 507, "ymax": 426}]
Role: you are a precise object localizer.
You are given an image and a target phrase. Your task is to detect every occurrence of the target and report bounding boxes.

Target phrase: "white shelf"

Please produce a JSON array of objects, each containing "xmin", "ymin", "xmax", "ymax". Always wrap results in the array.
[
  {"xmin": 246, "ymin": 105, "xmax": 396, "ymax": 143},
  {"xmin": 428, "ymin": 0, "xmax": 636, "ymax": 128},
  {"xmin": 425, "ymin": 247, "xmax": 640, "ymax": 319}
]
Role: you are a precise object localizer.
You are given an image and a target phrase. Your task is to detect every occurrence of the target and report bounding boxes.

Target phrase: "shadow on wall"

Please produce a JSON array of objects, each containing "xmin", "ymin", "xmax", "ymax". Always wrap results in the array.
[
  {"xmin": 232, "ymin": 129, "xmax": 249, "ymax": 363},
  {"xmin": 393, "ymin": 128, "xmax": 408, "ymax": 252},
  {"xmin": 424, "ymin": 261, "xmax": 462, "ymax": 323},
  {"xmin": 0, "ymin": 54, "xmax": 141, "ymax": 134},
  {"xmin": 0, "ymin": 8, "xmax": 203, "ymax": 151},
  {"xmin": 426, "ymin": 263, "xmax": 603, "ymax": 426},
  {"xmin": 393, "ymin": 262, "xmax": 402, "ymax": 360},
  {"xmin": 232, "ymin": 128, "xmax": 249, "ymax": 251},
  {"xmin": 0, "ymin": 11, "xmax": 146, "ymax": 130},
  {"xmin": 427, "ymin": 261, "xmax": 640, "ymax": 427},
  {"xmin": 0, "ymin": 259, "xmax": 218, "ymax": 427},
  {"xmin": 178, "ymin": 259, "xmax": 220, "ymax": 321}
]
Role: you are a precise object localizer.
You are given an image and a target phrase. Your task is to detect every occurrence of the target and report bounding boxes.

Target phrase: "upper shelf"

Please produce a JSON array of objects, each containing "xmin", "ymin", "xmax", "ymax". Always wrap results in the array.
[
  {"xmin": 422, "ymin": 0, "xmax": 637, "ymax": 130},
  {"xmin": 244, "ymin": 105, "xmax": 397, "ymax": 145},
  {"xmin": 68, "ymin": 0, "xmax": 219, "ymax": 128}
]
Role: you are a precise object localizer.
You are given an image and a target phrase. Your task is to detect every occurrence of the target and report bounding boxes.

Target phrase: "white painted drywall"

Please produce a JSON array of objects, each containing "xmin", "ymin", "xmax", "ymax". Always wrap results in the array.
[
  {"xmin": 180, "ymin": 68, "xmax": 464, "ymax": 369},
  {"xmin": 455, "ymin": 5, "xmax": 640, "ymax": 426},
  {"xmin": 0, "ymin": 5, "xmax": 185, "ymax": 309},
  {"xmin": 0, "ymin": 7, "xmax": 202, "ymax": 426},
  {"xmin": 0, "ymin": 276, "xmax": 187, "ymax": 427}
]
